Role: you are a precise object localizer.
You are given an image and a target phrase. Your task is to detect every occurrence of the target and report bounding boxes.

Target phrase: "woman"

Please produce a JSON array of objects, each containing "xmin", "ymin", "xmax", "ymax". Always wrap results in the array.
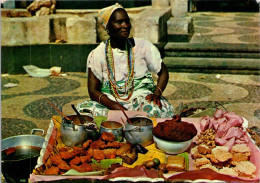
[{"xmin": 77, "ymin": 3, "xmax": 175, "ymax": 118}]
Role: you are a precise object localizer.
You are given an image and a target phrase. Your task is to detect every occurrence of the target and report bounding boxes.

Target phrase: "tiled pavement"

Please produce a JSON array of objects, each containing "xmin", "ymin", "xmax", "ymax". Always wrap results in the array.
[
  {"xmin": 190, "ymin": 12, "xmax": 260, "ymax": 44},
  {"xmin": 2, "ymin": 72, "xmax": 260, "ymax": 140}
]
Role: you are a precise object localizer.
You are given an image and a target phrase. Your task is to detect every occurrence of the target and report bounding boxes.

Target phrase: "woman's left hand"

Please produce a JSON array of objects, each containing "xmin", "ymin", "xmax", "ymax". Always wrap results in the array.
[{"xmin": 145, "ymin": 94, "xmax": 162, "ymax": 109}]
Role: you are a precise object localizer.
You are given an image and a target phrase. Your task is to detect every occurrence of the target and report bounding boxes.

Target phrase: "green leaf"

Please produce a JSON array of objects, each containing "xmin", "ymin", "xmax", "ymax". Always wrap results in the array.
[
  {"xmin": 92, "ymin": 158, "xmax": 122, "ymax": 169},
  {"xmin": 62, "ymin": 169, "xmax": 103, "ymax": 176},
  {"xmin": 177, "ymin": 152, "xmax": 189, "ymax": 171}
]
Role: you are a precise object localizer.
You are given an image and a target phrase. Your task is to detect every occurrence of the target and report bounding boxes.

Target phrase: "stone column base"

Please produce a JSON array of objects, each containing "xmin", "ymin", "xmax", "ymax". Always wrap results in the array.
[{"xmin": 167, "ymin": 16, "xmax": 194, "ymax": 42}]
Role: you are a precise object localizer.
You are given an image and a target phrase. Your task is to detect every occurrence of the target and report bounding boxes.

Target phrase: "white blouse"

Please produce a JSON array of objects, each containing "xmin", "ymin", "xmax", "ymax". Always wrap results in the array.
[{"xmin": 87, "ymin": 37, "xmax": 162, "ymax": 82}]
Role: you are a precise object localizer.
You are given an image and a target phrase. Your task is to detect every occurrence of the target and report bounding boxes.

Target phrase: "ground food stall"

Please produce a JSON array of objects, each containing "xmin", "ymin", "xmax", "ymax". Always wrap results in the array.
[{"xmin": 13, "ymin": 109, "xmax": 259, "ymax": 182}]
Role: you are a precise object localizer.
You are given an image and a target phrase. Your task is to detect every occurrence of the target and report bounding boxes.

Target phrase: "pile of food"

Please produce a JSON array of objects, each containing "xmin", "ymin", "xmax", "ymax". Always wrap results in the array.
[
  {"xmin": 191, "ymin": 109, "xmax": 257, "ymax": 179},
  {"xmin": 31, "ymin": 111, "xmax": 259, "ymax": 182},
  {"xmin": 153, "ymin": 115, "xmax": 197, "ymax": 142},
  {"xmin": 34, "ymin": 132, "xmax": 139, "ymax": 175}
]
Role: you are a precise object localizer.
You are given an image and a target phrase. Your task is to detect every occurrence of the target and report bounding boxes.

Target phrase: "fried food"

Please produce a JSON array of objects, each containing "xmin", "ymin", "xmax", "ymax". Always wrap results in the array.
[
  {"xmin": 70, "ymin": 163, "xmax": 93, "ymax": 172},
  {"xmin": 45, "ymin": 166, "xmax": 60, "ymax": 175},
  {"xmin": 199, "ymin": 164, "xmax": 218, "ymax": 172},
  {"xmin": 105, "ymin": 141, "xmax": 122, "ymax": 149},
  {"xmin": 166, "ymin": 155, "xmax": 186, "ymax": 172},
  {"xmin": 82, "ymin": 140, "xmax": 92, "ymax": 149},
  {"xmin": 153, "ymin": 120, "xmax": 197, "ymax": 142},
  {"xmin": 87, "ymin": 148, "xmax": 94, "ymax": 157},
  {"xmin": 231, "ymin": 152, "xmax": 250, "ymax": 165},
  {"xmin": 231, "ymin": 144, "xmax": 251, "ymax": 154},
  {"xmin": 196, "ymin": 128, "xmax": 216, "ymax": 148},
  {"xmin": 50, "ymin": 154, "xmax": 63, "ymax": 166},
  {"xmin": 194, "ymin": 157, "xmax": 211, "ymax": 167},
  {"xmin": 60, "ymin": 151, "xmax": 78, "ymax": 160},
  {"xmin": 58, "ymin": 161, "xmax": 70, "ymax": 171},
  {"xmin": 219, "ymin": 167, "xmax": 238, "ymax": 177},
  {"xmin": 116, "ymin": 142, "xmax": 132, "ymax": 156},
  {"xmin": 5, "ymin": 147, "xmax": 16, "ymax": 155},
  {"xmin": 73, "ymin": 146, "xmax": 84, "ymax": 151},
  {"xmin": 121, "ymin": 148, "xmax": 137, "ymax": 165},
  {"xmin": 103, "ymin": 149, "xmax": 117, "ymax": 159},
  {"xmin": 101, "ymin": 132, "xmax": 116, "ymax": 142},
  {"xmin": 234, "ymin": 161, "xmax": 256, "ymax": 178},
  {"xmin": 90, "ymin": 140, "xmax": 106, "ymax": 149},
  {"xmin": 69, "ymin": 156, "xmax": 81, "ymax": 165},
  {"xmin": 92, "ymin": 149, "xmax": 105, "ymax": 160},
  {"xmin": 198, "ymin": 144, "xmax": 211, "ymax": 155},
  {"xmin": 211, "ymin": 146, "xmax": 232, "ymax": 162},
  {"xmin": 190, "ymin": 146, "xmax": 204, "ymax": 159},
  {"xmin": 80, "ymin": 155, "xmax": 92, "ymax": 164}
]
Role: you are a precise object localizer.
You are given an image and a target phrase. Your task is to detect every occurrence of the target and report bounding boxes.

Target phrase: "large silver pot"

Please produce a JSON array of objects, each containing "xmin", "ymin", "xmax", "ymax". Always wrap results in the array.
[
  {"xmin": 1, "ymin": 129, "xmax": 45, "ymax": 183},
  {"xmin": 60, "ymin": 114, "xmax": 98, "ymax": 147},
  {"xmin": 124, "ymin": 116, "xmax": 153, "ymax": 146}
]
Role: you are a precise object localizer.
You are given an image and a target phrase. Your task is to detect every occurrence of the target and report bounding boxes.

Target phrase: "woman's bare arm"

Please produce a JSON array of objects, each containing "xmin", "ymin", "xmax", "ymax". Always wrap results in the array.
[{"xmin": 88, "ymin": 68, "xmax": 126, "ymax": 110}]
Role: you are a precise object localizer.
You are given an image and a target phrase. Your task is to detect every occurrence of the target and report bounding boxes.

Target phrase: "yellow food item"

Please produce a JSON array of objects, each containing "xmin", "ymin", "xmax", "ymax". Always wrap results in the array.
[
  {"xmin": 123, "ymin": 143, "xmax": 165, "ymax": 168},
  {"xmin": 166, "ymin": 155, "xmax": 186, "ymax": 172}
]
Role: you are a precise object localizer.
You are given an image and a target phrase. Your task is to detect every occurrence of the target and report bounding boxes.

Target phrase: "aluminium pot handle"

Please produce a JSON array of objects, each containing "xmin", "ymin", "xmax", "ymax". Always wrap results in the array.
[{"xmin": 31, "ymin": 129, "xmax": 45, "ymax": 136}]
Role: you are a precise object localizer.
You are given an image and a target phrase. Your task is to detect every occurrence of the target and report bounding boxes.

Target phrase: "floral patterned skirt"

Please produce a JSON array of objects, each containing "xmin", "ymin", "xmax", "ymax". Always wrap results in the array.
[{"xmin": 77, "ymin": 73, "xmax": 175, "ymax": 118}]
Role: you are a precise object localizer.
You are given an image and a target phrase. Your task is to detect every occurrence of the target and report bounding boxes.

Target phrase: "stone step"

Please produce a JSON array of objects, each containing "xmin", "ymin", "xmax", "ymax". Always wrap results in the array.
[
  {"xmin": 164, "ymin": 42, "xmax": 260, "ymax": 58},
  {"xmin": 163, "ymin": 57, "xmax": 260, "ymax": 75}
]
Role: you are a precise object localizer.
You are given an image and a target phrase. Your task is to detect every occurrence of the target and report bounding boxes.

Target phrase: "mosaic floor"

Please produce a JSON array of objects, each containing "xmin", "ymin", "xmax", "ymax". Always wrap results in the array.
[
  {"xmin": 190, "ymin": 12, "xmax": 260, "ymax": 44},
  {"xmin": 2, "ymin": 72, "xmax": 260, "ymax": 139}
]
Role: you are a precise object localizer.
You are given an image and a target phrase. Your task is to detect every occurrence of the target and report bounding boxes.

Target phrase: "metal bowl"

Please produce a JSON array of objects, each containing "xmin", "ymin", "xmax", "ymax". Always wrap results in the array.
[
  {"xmin": 100, "ymin": 121, "xmax": 124, "ymax": 142},
  {"xmin": 124, "ymin": 116, "xmax": 153, "ymax": 146}
]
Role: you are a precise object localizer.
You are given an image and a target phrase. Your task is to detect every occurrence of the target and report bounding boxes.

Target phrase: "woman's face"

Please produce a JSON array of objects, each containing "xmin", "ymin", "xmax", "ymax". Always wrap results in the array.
[{"xmin": 107, "ymin": 9, "xmax": 131, "ymax": 39}]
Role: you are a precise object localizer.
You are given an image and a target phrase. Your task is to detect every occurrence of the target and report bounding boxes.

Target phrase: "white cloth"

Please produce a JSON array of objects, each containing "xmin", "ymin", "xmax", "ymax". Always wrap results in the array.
[{"xmin": 87, "ymin": 37, "xmax": 162, "ymax": 82}]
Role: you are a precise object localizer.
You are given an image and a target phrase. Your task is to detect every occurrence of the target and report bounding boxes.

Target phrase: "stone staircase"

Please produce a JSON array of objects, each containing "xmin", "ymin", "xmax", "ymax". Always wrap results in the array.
[
  {"xmin": 163, "ymin": 43, "xmax": 260, "ymax": 75},
  {"xmin": 163, "ymin": 12, "xmax": 260, "ymax": 75}
]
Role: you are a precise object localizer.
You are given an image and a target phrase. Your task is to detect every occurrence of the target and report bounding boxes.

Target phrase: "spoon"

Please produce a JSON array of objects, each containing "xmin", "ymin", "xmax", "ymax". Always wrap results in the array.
[
  {"xmin": 71, "ymin": 104, "xmax": 87, "ymax": 124},
  {"xmin": 114, "ymin": 97, "xmax": 132, "ymax": 124},
  {"xmin": 46, "ymin": 99, "xmax": 71, "ymax": 122}
]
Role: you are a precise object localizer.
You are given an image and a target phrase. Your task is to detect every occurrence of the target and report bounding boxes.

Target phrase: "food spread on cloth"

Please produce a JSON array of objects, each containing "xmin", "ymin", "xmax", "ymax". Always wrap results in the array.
[
  {"xmin": 191, "ymin": 109, "xmax": 259, "ymax": 180},
  {"xmin": 30, "ymin": 109, "xmax": 260, "ymax": 182}
]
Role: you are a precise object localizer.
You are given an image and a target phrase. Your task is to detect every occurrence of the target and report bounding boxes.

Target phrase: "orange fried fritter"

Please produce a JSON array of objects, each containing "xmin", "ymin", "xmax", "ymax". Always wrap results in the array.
[
  {"xmin": 101, "ymin": 132, "xmax": 116, "ymax": 142},
  {"xmin": 92, "ymin": 149, "xmax": 105, "ymax": 160},
  {"xmin": 50, "ymin": 154, "xmax": 63, "ymax": 165},
  {"xmin": 103, "ymin": 149, "xmax": 117, "ymax": 159},
  {"xmin": 58, "ymin": 161, "xmax": 70, "ymax": 171},
  {"xmin": 45, "ymin": 166, "xmax": 60, "ymax": 175},
  {"xmin": 70, "ymin": 163, "xmax": 93, "ymax": 172},
  {"xmin": 58, "ymin": 147, "xmax": 68, "ymax": 152},
  {"xmin": 79, "ymin": 163, "xmax": 93, "ymax": 172},
  {"xmin": 87, "ymin": 148, "xmax": 94, "ymax": 157},
  {"xmin": 69, "ymin": 156, "xmax": 81, "ymax": 165},
  {"xmin": 73, "ymin": 146, "xmax": 84, "ymax": 152},
  {"xmin": 83, "ymin": 140, "xmax": 92, "ymax": 149},
  {"xmin": 80, "ymin": 155, "xmax": 92, "ymax": 164},
  {"xmin": 105, "ymin": 141, "xmax": 122, "ymax": 149},
  {"xmin": 90, "ymin": 139, "xmax": 106, "ymax": 149},
  {"xmin": 60, "ymin": 151, "xmax": 78, "ymax": 160}
]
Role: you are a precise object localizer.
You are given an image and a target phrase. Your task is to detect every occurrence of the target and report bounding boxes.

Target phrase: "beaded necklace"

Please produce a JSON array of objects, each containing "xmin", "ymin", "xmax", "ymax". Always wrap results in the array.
[{"xmin": 105, "ymin": 38, "xmax": 135, "ymax": 101}]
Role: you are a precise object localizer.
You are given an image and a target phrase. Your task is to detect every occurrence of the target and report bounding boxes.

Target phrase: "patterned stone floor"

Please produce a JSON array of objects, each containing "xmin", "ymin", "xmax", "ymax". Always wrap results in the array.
[
  {"xmin": 1, "ymin": 72, "xmax": 260, "ymax": 139},
  {"xmin": 190, "ymin": 12, "xmax": 260, "ymax": 44}
]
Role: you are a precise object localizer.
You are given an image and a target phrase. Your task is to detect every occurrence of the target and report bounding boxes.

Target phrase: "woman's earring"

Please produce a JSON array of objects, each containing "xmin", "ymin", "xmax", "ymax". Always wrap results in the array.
[{"xmin": 106, "ymin": 29, "xmax": 109, "ymax": 34}]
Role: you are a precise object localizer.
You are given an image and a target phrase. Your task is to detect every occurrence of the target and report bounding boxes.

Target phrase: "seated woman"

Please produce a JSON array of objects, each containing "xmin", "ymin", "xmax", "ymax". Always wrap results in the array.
[{"xmin": 77, "ymin": 3, "xmax": 175, "ymax": 118}]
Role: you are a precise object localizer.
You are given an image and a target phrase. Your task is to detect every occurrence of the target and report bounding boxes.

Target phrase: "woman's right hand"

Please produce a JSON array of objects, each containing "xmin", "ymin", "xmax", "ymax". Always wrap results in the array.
[{"xmin": 110, "ymin": 101, "xmax": 127, "ymax": 110}]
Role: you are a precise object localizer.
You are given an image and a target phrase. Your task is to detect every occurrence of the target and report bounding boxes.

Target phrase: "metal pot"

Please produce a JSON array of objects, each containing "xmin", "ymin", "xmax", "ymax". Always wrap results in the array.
[
  {"xmin": 60, "ymin": 114, "xmax": 98, "ymax": 147},
  {"xmin": 100, "ymin": 121, "xmax": 124, "ymax": 142},
  {"xmin": 124, "ymin": 116, "xmax": 153, "ymax": 146},
  {"xmin": 1, "ymin": 129, "xmax": 45, "ymax": 183}
]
